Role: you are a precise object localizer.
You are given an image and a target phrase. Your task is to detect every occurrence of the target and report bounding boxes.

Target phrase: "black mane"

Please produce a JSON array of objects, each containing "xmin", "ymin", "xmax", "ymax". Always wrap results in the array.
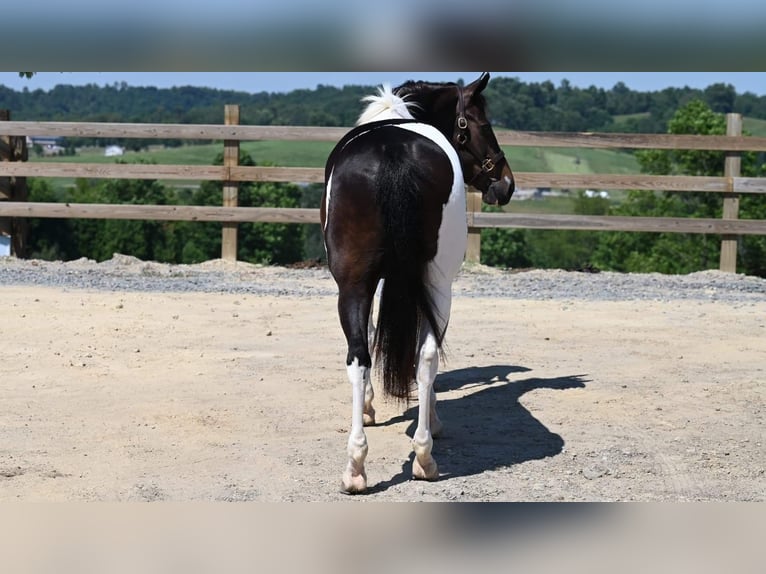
[{"xmin": 394, "ymin": 80, "xmax": 488, "ymax": 121}]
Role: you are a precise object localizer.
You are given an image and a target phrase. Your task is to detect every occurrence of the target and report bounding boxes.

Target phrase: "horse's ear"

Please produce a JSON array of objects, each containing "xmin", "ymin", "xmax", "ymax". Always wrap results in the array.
[{"xmin": 467, "ymin": 73, "xmax": 490, "ymax": 97}]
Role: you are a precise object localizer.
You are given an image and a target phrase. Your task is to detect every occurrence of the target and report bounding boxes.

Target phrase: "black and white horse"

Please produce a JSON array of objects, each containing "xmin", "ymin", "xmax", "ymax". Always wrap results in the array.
[{"xmin": 321, "ymin": 73, "xmax": 514, "ymax": 493}]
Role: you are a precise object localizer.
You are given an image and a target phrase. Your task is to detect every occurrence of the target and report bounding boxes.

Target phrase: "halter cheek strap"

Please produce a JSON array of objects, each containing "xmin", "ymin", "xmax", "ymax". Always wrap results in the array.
[
  {"xmin": 456, "ymin": 87, "xmax": 469, "ymax": 145},
  {"xmin": 454, "ymin": 86, "xmax": 504, "ymax": 187}
]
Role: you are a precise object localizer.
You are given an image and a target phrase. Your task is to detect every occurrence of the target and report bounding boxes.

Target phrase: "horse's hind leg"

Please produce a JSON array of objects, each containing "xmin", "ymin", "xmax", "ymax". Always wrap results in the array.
[
  {"xmin": 411, "ymin": 327, "xmax": 440, "ymax": 481},
  {"xmin": 338, "ymin": 285, "xmax": 375, "ymax": 493}
]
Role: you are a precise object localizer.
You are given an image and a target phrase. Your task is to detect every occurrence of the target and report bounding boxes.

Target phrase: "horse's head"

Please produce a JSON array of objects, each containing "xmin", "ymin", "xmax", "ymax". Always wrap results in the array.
[
  {"xmin": 395, "ymin": 72, "xmax": 515, "ymax": 206},
  {"xmin": 452, "ymin": 73, "xmax": 514, "ymax": 206}
]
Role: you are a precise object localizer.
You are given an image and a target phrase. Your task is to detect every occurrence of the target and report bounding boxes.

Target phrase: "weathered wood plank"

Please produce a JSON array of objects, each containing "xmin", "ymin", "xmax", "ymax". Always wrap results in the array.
[
  {"xmin": 514, "ymin": 173, "xmax": 731, "ymax": 193},
  {"xmin": 0, "ymin": 121, "xmax": 349, "ymax": 142},
  {"xmin": 228, "ymin": 166, "xmax": 325, "ymax": 183},
  {"xmin": 0, "ymin": 162, "xmax": 226, "ymax": 180},
  {"xmin": 221, "ymin": 105, "xmax": 240, "ymax": 262},
  {"xmin": 3, "ymin": 202, "xmax": 765, "ymax": 237},
  {"xmin": 0, "ymin": 162, "xmax": 329, "ymax": 183},
  {"xmin": 465, "ymin": 189, "xmax": 482, "ymax": 263},
  {"xmin": 497, "ymin": 130, "xmax": 766, "ymax": 151},
  {"xmin": 4, "ymin": 162, "xmax": 766, "ymax": 195},
  {"xmin": 471, "ymin": 212, "xmax": 766, "ymax": 235},
  {"xmin": 719, "ymin": 113, "xmax": 742, "ymax": 272},
  {"xmin": 0, "ymin": 202, "xmax": 321, "ymax": 223},
  {"xmin": 4, "ymin": 121, "xmax": 766, "ymax": 151}
]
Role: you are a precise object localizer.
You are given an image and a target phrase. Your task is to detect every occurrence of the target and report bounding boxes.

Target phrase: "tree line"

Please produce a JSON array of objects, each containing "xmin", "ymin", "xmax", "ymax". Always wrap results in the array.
[{"xmin": 3, "ymin": 76, "xmax": 766, "ymax": 140}]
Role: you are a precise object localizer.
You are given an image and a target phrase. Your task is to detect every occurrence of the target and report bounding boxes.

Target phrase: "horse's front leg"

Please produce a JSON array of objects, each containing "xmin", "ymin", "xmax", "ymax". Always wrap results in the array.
[{"xmin": 411, "ymin": 330, "xmax": 440, "ymax": 481}]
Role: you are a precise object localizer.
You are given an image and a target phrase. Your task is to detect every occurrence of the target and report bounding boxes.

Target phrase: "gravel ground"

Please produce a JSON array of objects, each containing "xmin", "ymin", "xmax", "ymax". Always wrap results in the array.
[
  {"xmin": 2, "ymin": 254, "xmax": 764, "ymax": 501},
  {"xmin": 1, "ymin": 253, "xmax": 765, "ymax": 303}
]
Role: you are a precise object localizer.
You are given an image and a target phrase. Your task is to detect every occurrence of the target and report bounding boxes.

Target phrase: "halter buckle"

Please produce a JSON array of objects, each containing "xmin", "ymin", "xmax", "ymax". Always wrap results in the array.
[
  {"xmin": 457, "ymin": 116, "xmax": 468, "ymax": 130},
  {"xmin": 481, "ymin": 157, "xmax": 495, "ymax": 173}
]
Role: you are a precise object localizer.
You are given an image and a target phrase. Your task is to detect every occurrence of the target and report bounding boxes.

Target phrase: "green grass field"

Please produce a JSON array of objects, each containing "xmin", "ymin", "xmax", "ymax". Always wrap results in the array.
[{"xmin": 744, "ymin": 117, "xmax": 766, "ymax": 137}]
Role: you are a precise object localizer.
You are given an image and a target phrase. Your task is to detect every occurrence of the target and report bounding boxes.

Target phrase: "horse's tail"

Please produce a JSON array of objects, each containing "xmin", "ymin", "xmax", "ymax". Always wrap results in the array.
[{"xmin": 373, "ymin": 144, "xmax": 443, "ymax": 401}]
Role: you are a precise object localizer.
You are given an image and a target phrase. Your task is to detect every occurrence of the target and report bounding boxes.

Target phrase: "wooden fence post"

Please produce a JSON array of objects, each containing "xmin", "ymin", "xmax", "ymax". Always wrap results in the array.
[
  {"xmin": 0, "ymin": 110, "xmax": 29, "ymax": 257},
  {"xmin": 719, "ymin": 113, "xmax": 742, "ymax": 273},
  {"xmin": 221, "ymin": 104, "xmax": 240, "ymax": 261},
  {"xmin": 465, "ymin": 187, "xmax": 482, "ymax": 264}
]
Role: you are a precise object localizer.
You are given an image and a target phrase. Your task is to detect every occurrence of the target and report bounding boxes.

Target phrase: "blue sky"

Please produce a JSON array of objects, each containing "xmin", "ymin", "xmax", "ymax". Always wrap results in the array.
[{"xmin": 1, "ymin": 72, "xmax": 765, "ymax": 96}]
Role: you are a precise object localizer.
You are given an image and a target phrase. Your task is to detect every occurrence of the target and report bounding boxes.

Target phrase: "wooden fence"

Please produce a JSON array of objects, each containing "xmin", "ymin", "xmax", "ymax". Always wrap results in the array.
[{"xmin": 3, "ymin": 108, "xmax": 766, "ymax": 271}]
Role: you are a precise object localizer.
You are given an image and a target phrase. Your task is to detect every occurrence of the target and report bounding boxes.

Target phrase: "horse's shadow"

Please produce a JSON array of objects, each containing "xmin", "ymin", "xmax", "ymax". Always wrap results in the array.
[{"xmin": 368, "ymin": 365, "xmax": 588, "ymax": 493}]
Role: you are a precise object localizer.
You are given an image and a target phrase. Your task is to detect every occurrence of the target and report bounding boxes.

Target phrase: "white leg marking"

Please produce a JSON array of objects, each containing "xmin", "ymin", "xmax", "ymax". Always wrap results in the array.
[
  {"xmin": 412, "ymin": 332, "xmax": 440, "ymax": 481},
  {"xmin": 429, "ymin": 385, "xmax": 443, "ymax": 438},
  {"xmin": 323, "ymin": 171, "xmax": 333, "ymax": 232},
  {"xmin": 363, "ymin": 374, "xmax": 376, "ymax": 427},
  {"xmin": 363, "ymin": 281, "xmax": 383, "ymax": 426},
  {"xmin": 342, "ymin": 358, "xmax": 369, "ymax": 493}
]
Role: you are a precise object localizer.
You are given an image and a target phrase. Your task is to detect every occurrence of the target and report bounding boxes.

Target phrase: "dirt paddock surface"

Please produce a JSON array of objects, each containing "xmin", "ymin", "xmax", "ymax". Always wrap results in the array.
[{"xmin": 1, "ymin": 256, "xmax": 764, "ymax": 501}]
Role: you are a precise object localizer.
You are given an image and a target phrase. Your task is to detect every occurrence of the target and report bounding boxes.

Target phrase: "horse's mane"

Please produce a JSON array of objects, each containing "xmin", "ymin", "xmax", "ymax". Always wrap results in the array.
[
  {"xmin": 394, "ymin": 80, "xmax": 487, "ymax": 118},
  {"xmin": 356, "ymin": 84, "xmax": 417, "ymax": 125}
]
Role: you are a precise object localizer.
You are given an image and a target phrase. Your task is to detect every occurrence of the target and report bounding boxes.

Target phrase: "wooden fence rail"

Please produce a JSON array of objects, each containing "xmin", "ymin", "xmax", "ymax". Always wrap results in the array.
[
  {"xmin": 2, "ymin": 110, "xmax": 766, "ymax": 271},
  {"xmin": 4, "ymin": 120, "xmax": 766, "ymax": 151}
]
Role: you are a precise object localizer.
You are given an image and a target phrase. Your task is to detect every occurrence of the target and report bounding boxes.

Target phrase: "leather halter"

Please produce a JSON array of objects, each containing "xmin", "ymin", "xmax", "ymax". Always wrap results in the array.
[{"xmin": 454, "ymin": 86, "xmax": 506, "ymax": 189}]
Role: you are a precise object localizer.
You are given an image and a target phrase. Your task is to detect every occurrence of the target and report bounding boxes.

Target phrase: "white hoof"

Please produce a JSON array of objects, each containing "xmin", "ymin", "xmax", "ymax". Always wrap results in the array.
[
  {"xmin": 341, "ymin": 469, "xmax": 368, "ymax": 494},
  {"xmin": 412, "ymin": 457, "xmax": 439, "ymax": 481}
]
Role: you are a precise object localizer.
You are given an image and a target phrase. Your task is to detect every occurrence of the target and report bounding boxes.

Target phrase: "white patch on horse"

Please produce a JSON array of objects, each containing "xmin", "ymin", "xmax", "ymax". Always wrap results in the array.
[
  {"xmin": 356, "ymin": 84, "xmax": 416, "ymax": 125},
  {"xmin": 394, "ymin": 122, "xmax": 468, "ymax": 299},
  {"xmin": 324, "ymin": 169, "xmax": 333, "ymax": 233}
]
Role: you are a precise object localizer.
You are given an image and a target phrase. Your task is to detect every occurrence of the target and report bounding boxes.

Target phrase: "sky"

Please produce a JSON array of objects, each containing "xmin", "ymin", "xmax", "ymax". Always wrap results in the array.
[{"xmin": 1, "ymin": 72, "xmax": 765, "ymax": 96}]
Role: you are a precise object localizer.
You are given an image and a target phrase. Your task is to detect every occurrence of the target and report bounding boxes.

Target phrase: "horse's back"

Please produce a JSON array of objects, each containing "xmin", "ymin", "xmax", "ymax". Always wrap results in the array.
[{"xmin": 323, "ymin": 121, "xmax": 466, "ymax": 277}]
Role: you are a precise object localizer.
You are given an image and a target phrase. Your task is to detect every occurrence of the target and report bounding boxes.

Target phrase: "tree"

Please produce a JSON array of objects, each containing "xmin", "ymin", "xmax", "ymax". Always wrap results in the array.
[
  {"xmin": 593, "ymin": 100, "xmax": 766, "ymax": 276},
  {"xmin": 179, "ymin": 150, "xmax": 305, "ymax": 264},
  {"xmin": 480, "ymin": 218, "xmax": 530, "ymax": 268}
]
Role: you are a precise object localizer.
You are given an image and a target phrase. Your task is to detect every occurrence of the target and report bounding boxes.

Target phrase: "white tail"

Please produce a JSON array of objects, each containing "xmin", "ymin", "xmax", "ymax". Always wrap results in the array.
[{"xmin": 356, "ymin": 84, "xmax": 416, "ymax": 125}]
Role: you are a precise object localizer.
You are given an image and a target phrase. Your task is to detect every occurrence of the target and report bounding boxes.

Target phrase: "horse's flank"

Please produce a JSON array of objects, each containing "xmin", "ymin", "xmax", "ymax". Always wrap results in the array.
[{"xmin": 356, "ymin": 84, "xmax": 417, "ymax": 125}]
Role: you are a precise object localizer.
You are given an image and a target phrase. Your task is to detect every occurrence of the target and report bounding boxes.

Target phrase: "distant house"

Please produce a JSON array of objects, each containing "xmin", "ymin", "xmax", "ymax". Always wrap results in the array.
[
  {"xmin": 105, "ymin": 145, "xmax": 125, "ymax": 157},
  {"xmin": 26, "ymin": 136, "xmax": 61, "ymax": 147},
  {"xmin": 26, "ymin": 136, "xmax": 65, "ymax": 156}
]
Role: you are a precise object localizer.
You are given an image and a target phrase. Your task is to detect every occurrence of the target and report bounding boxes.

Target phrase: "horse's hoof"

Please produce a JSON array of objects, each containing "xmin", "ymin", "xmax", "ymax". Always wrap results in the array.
[
  {"xmin": 363, "ymin": 411, "xmax": 376, "ymax": 426},
  {"xmin": 341, "ymin": 471, "xmax": 367, "ymax": 494},
  {"xmin": 412, "ymin": 457, "xmax": 439, "ymax": 481}
]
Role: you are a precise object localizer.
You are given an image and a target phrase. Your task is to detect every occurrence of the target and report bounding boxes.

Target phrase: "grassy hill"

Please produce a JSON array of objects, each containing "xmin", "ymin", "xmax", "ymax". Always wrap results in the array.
[{"xmin": 744, "ymin": 116, "xmax": 766, "ymax": 137}]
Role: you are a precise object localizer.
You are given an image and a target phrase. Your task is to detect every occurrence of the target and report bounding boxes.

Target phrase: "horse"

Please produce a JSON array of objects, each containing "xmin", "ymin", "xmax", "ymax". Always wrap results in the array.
[{"xmin": 321, "ymin": 72, "xmax": 514, "ymax": 493}]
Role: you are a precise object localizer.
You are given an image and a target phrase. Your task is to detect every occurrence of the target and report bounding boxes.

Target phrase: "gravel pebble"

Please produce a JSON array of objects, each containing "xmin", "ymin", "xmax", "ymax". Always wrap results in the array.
[{"xmin": 1, "ymin": 254, "xmax": 765, "ymax": 304}]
